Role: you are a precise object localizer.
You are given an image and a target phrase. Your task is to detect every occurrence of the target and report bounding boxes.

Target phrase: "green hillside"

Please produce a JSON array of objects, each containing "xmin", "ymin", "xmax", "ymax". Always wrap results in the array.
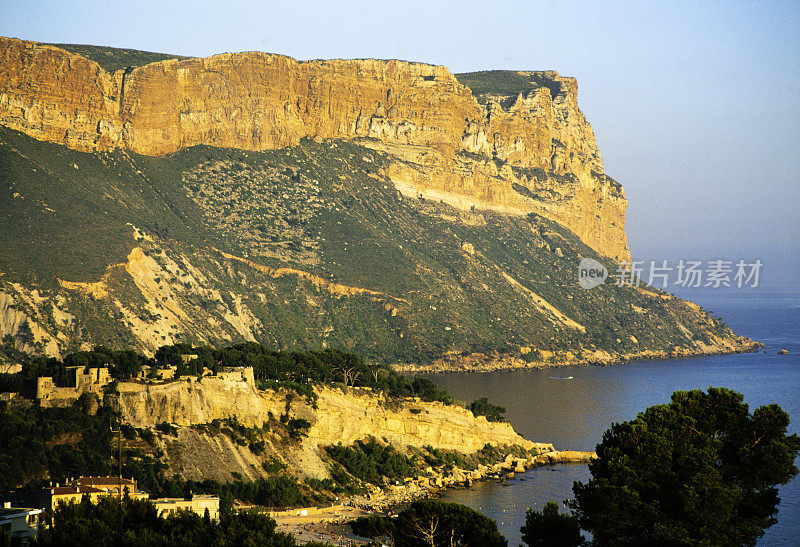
[
  {"xmin": 51, "ymin": 43, "xmax": 190, "ymax": 71},
  {"xmin": 0, "ymin": 125, "xmax": 742, "ymax": 364},
  {"xmin": 455, "ymin": 70, "xmax": 562, "ymax": 103}
]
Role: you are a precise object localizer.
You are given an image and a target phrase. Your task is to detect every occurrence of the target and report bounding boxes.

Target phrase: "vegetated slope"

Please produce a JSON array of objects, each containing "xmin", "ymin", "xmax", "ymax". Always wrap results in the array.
[
  {"xmin": 0, "ymin": 342, "xmax": 548, "ymax": 499},
  {"xmin": 455, "ymin": 70, "xmax": 563, "ymax": 104},
  {"xmin": 51, "ymin": 43, "xmax": 191, "ymax": 72},
  {"xmin": 0, "ymin": 125, "xmax": 752, "ymax": 365}
]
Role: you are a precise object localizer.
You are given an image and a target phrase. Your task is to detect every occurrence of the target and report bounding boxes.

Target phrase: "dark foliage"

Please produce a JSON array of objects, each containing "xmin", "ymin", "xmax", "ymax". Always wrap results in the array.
[
  {"xmin": 285, "ymin": 418, "xmax": 311, "ymax": 440},
  {"xmin": 155, "ymin": 342, "xmax": 453, "ymax": 403},
  {"xmin": 0, "ymin": 371, "xmax": 23, "ymax": 394},
  {"xmin": 66, "ymin": 347, "xmax": 148, "ymax": 380},
  {"xmin": 37, "ymin": 495, "xmax": 295, "ymax": 546},
  {"xmin": 155, "ymin": 422, "xmax": 178, "ymax": 436},
  {"xmin": 0, "ymin": 402, "xmax": 114, "ymax": 491},
  {"xmin": 455, "ymin": 70, "xmax": 562, "ymax": 102},
  {"xmin": 157, "ymin": 475, "xmax": 326, "ymax": 512},
  {"xmin": 469, "ymin": 397, "xmax": 506, "ymax": 422},
  {"xmin": 351, "ymin": 513, "xmax": 393, "ymax": 539},
  {"xmin": 520, "ymin": 502, "xmax": 584, "ymax": 546},
  {"xmin": 2, "ymin": 346, "xmax": 153, "ymax": 395},
  {"xmin": 325, "ymin": 437, "xmax": 417, "ymax": 485},
  {"xmin": 409, "ymin": 377, "xmax": 452, "ymax": 405},
  {"xmin": 570, "ymin": 388, "xmax": 800, "ymax": 546},
  {"xmin": 352, "ymin": 499, "xmax": 507, "ymax": 546},
  {"xmin": 5, "ymin": 341, "xmax": 452, "ymax": 406},
  {"xmin": 49, "ymin": 43, "xmax": 190, "ymax": 73}
]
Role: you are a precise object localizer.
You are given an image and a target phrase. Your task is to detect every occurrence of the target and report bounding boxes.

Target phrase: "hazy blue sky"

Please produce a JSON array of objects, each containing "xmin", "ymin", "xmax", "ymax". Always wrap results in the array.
[{"xmin": 2, "ymin": 0, "xmax": 798, "ymax": 287}]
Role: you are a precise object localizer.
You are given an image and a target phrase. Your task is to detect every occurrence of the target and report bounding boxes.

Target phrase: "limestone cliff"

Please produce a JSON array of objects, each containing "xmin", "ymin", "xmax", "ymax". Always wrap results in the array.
[
  {"xmin": 117, "ymin": 380, "xmax": 542, "ymax": 453},
  {"xmin": 0, "ymin": 37, "xmax": 627, "ymax": 260},
  {"xmin": 116, "ymin": 377, "xmax": 547, "ymax": 480}
]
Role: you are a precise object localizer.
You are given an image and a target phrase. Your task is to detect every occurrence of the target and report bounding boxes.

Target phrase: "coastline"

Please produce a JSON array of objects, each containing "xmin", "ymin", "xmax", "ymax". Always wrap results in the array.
[
  {"xmin": 393, "ymin": 338, "xmax": 762, "ymax": 374},
  {"xmin": 269, "ymin": 449, "xmax": 596, "ymax": 543}
]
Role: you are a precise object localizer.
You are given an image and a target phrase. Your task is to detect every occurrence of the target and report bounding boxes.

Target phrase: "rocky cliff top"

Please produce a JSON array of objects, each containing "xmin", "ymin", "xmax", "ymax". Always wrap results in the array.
[
  {"xmin": 115, "ymin": 376, "xmax": 546, "ymax": 480},
  {"xmin": 0, "ymin": 36, "xmax": 628, "ymax": 260}
]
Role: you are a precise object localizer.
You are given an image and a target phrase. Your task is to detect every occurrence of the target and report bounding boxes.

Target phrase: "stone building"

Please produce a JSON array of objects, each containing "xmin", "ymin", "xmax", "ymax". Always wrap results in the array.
[
  {"xmin": 217, "ymin": 366, "xmax": 255, "ymax": 386},
  {"xmin": 36, "ymin": 366, "xmax": 110, "ymax": 407},
  {"xmin": 40, "ymin": 476, "xmax": 148, "ymax": 512},
  {"xmin": 152, "ymin": 494, "xmax": 220, "ymax": 521}
]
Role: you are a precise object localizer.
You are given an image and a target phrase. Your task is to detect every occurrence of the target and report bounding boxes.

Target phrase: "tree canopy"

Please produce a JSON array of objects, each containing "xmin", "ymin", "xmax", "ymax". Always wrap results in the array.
[
  {"xmin": 521, "ymin": 502, "xmax": 584, "ymax": 546},
  {"xmin": 37, "ymin": 496, "xmax": 296, "ymax": 547},
  {"xmin": 568, "ymin": 387, "xmax": 800, "ymax": 546},
  {"xmin": 469, "ymin": 397, "xmax": 506, "ymax": 422},
  {"xmin": 351, "ymin": 499, "xmax": 507, "ymax": 546}
]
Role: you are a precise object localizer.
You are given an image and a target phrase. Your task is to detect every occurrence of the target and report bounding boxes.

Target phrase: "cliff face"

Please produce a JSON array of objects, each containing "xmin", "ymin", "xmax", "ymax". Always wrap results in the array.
[
  {"xmin": 116, "ymin": 378, "xmax": 546, "ymax": 479},
  {"xmin": 117, "ymin": 379, "xmax": 540, "ymax": 453},
  {"xmin": 0, "ymin": 37, "xmax": 627, "ymax": 260}
]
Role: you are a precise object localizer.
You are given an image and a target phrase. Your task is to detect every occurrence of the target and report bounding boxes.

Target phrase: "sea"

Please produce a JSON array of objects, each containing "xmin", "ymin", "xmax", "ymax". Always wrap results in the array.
[{"xmin": 420, "ymin": 288, "xmax": 800, "ymax": 546}]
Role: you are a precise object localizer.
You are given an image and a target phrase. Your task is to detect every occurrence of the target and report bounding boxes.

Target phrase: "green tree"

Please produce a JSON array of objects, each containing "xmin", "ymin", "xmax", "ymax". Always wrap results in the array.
[
  {"xmin": 392, "ymin": 500, "xmax": 506, "ymax": 546},
  {"xmin": 411, "ymin": 377, "xmax": 453, "ymax": 404},
  {"xmin": 520, "ymin": 502, "xmax": 584, "ymax": 546},
  {"xmin": 469, "ymin": 397, "xmax": 506, "ymax": 422},
  {"xmin": 570, "ymin": 388, "xmax": 800, "ymax": 545},
  {"xmin": 37, "ymin": 496, "xmax": 295, "ymax": 546}
]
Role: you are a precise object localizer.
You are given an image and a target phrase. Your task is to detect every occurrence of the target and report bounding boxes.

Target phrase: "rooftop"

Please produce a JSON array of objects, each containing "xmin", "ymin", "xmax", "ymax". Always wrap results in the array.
[
  {"xmin": 51, "ymin": 485, "xmax": 106, "ymax": 496},
  {"xmin": 72, "ymin": 476, "xmax": 135, "ymax": 487},
  {"xmin": 152, "ymin": 495, "xmax": 219, "ymax": 504},
  {"xmin": 0, "ymin": 507, "xmax": 43, "ymax": 518}
]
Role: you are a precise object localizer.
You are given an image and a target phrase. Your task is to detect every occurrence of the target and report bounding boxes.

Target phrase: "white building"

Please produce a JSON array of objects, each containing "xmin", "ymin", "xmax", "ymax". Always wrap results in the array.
[{"xmin": 0, "ymin": 502, "xmax": 43, "ymax": 544}]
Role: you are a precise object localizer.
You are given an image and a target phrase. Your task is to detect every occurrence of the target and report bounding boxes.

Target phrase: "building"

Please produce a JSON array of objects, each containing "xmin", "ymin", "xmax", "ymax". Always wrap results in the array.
[
  {"xmin": 71, "ymin": 476, "xmax": 141, "ymax": 496},
  {"xmin": 0, "ymin": 503, "xmax": 43, "ymax": 544},
  {"xmin": 218, "ymin": 366, "xmax": 255, "ymax": 386},
  {"xmin": 154, "ymin": 365, "xmax": 177, "ymax": 380},
  {"xmin": 36, "ymin": 367, "xmax": 110, "ymax": 407},
  {"xmin": 0, "ymin": 392, "xmax": 19, "ymax": 402},
  {"xmin": 152, "ymin": 494, "xmax": 220, "ymax": 521},
  {"xmin": 29, "ymin": 477, "xmax": 218, "ymax": 526},
  {"xmin": 42, "ymin": 477, "xmax": 148, "ymax": 512}
]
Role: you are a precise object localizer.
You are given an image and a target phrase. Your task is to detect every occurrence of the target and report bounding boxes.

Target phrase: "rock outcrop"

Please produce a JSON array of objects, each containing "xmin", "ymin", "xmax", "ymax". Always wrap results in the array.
[
  {"xmin": 0, "ymin": 37, "xmax": 628, "ymax": 260},
  {"xmin": 115, "ymin": 376, "xmax": 548, "ymax": 480},
  {"xmin": 117, "ymin": 378, "xmax": 542, "ymax": 454}
]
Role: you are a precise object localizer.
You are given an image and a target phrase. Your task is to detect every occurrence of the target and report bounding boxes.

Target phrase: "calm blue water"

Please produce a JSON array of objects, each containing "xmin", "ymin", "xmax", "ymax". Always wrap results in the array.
[{"xmin": 427, "ymin": 289, "xmax": 800, "ymax": 546}]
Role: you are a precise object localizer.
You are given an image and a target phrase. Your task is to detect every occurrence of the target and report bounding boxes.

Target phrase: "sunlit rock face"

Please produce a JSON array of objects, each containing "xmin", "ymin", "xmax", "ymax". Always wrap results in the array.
[{"xmin": 0, "ymin": 37, "xmax": 628, "ymax": 260}]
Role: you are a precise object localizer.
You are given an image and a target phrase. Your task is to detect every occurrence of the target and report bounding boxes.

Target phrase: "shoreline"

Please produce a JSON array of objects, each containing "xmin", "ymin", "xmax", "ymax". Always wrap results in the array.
[
  {"xmin": 392, "ymin": 340, "xmax": 762, "ymax": 374},
  {"xmin": 270, "ymin": 449, "xmax": 596, "ymax": 543}
]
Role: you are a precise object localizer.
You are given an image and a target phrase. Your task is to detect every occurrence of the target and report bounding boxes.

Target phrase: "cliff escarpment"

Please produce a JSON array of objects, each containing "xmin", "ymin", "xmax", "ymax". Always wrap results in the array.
[
  {"xmin": 0, "ymin": 37, "xmax": 627, "ymax": 260},
  {"xmin": 118, "ymin": 380, "xmax": 539, "ymax": 452},
  {"xmin": 116, "ymin": 378, "xmax": 547, "ymax": 480}
]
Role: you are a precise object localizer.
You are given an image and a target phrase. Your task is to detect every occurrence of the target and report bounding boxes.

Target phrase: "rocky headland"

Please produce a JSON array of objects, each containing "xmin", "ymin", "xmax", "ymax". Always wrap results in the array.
[
  {"xmin": 0, "ymin": 36, "xmax": 627, "ymax": 261},
  {"xmin": 114, "ymin": 374, "xmax": 555, "ymax": 481},
  {"xmin": 0, "ymin": 37, "xmax": 755, "ymax": 371}
]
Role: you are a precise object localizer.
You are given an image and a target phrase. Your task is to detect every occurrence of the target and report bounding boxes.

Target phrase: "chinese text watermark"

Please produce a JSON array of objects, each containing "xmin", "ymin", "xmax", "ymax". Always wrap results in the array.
[{"xmin": 578, "ymin": 259, "xmax": 762, "ymax": 289}]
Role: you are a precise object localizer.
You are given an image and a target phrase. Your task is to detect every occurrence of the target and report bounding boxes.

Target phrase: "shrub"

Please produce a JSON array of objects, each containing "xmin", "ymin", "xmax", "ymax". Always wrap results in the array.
[
  {"xmin": 325, "ymin": 437, "xmax": 417, "ymax": 485},
  {"xmin": 469, "ymin": 397, "xmax": 506, "ymax": 422}
]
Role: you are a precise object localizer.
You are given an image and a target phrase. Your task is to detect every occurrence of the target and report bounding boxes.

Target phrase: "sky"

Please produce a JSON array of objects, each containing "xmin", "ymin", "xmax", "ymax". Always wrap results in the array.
[{"xmin": 1, "ymin": 0, "xmax": 798, "ymax": 288}]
